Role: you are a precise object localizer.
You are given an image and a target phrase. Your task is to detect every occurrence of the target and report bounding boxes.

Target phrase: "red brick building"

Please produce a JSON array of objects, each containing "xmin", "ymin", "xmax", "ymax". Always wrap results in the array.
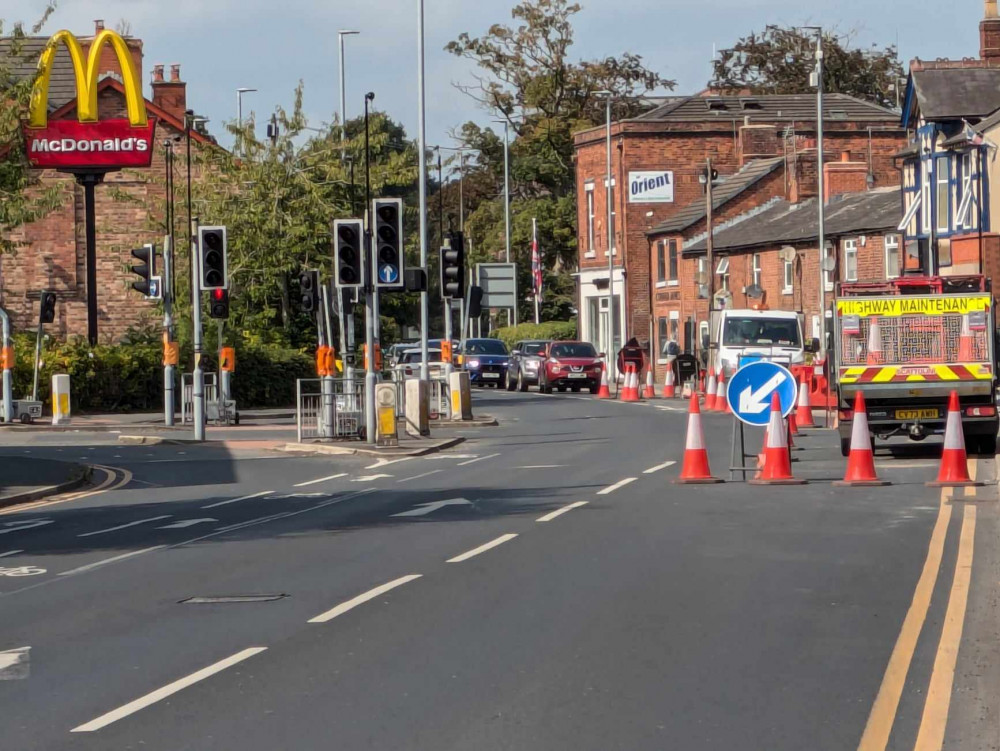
[
  {"xmin": 1, "ymin": 21, "xmax": 213, "ymax": 342},
  {"xmin": 572, "ymin": 93, "xmax": 907, "ymax": 360}
]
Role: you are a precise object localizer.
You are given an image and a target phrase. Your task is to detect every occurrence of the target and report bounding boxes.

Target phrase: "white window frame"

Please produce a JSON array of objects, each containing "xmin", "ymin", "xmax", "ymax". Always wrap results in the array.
[
  {"xmin": 921, "ymin": 158, "xmax": 932, "ymax": 234},
  {"xmin": 936, "ymin": 156, "xmax": 950, "ymax": 233},
  {"xmin": 782, "ymin": 258, "xmax": 794, "ymax": 293},
  {"xmin": 751, "ymin": 253, "xmax": 762, "ymax": 287},
  {"xmin": 898, "ymin": 191, "xmax": 922, "ymax": 232},
  {"xmin": 956, "ymin": 152, "xmax": 975, "ymax": 229},
  {"xmin": 667, "ymin": 239, "xmax": 679, "ymax": 286},
  {"xmin": 585, "ymin": 182, "xmax": 596, "ymax": 258},
  {"xmin": 823, "ymin": 244, "xmax": 834, "ymax": 292},
  {"xmin": 656, "ymin": 317, "xmax": 669, "ymax": 363},
  {"xmin": 699, "ymin": 321, "xmax": 710, "ymax": 352},
  {"xmin": 884, "ymin": 234, "xmax": 900, "ymax": 279},
  {"xmin": 843, "ymin": 238, "xmax": 858, "ymax": 282},
  {"xmin": 604, "ymin": 178, "xmax": 617, "ymax": 256},
  {"xmin": 716, "ymin": 256, "xmax": 730, "ymax": 291}
]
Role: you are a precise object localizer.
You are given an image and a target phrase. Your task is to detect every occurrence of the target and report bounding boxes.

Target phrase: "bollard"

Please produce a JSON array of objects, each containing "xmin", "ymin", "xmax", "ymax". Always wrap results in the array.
[
  {"xmin": 404, "ymin": 379, "xmax": 429, "ymax": 437},
  {"xmin": 51, "ymin": 373, "xmax": 71, "ymax": 425},
  {"xmin": 449, "ymin": 371, "xmax": 473, "ymax": 420}
]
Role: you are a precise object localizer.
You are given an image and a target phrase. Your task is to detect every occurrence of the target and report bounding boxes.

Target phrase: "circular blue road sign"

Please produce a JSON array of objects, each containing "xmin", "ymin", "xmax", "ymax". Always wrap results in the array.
[
  {"xmin": 727, "ymin": 361, "xmax": 797, "ymax": 426},
  {"xmin": 378, "ymin": 264, "xmax": 399, "ymax": 284}
]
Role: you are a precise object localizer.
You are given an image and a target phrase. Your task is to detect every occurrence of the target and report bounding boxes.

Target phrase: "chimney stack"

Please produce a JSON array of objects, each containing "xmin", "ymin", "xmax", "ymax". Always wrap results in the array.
[
  {"xmin": 152, "ymin": 63, "xmax": 187, "ymax": 122},
  {"xmin": 983, "ymin": 1, "xmax": 1000, "ymax": 64},
  {"xmin": 94, "ymin": 19, "xmax": 105, "ymax": 33}
]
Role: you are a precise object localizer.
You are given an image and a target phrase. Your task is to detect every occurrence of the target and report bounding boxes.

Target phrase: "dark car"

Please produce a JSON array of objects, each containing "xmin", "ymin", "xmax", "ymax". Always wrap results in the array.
[
  {"xmin": 506, "ymin": 340, "xmax": 550, "ymax": 392},
  {"xmin": 538, "ymin": 341, "xmax": 604, "ymax": 394},
  {"xmin": 462, "ymin": 338, "xmax": 510, "ymax": 388}
]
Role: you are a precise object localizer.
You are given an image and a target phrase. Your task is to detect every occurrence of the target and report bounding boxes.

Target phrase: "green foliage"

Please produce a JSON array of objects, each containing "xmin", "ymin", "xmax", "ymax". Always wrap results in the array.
[
  {"xmin": 492, "ymin": 320, "xmax": 577, "ymax": 348},
  {"xmin": 11, "ymin": 332, "xmax": 313, "ymax": 412},
  {"xmin": 0, "ymin": 6, "xmax": 63, "ymax": 253},
  {"xmin": 710, "ymin": 26, "xmax": 904, "ymax": 108}
]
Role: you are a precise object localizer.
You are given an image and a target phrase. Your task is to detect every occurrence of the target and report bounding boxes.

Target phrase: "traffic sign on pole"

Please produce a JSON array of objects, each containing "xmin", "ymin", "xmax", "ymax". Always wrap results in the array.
[{"xmin": 728, "ymin": 361, "xmax": 797, "ymax": 426}]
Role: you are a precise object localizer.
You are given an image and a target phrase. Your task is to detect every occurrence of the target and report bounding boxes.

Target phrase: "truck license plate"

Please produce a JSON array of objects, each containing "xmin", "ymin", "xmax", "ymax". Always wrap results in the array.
[{"xmin": 896, "ymin": 408, "xmax": 938, "ymax": 420}]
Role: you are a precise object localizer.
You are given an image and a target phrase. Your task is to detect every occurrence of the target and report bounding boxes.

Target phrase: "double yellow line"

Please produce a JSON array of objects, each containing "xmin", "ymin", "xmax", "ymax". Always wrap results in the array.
[
  {"xmin": 857, "ymin": 461, "xmax": 981, "ymax": 750},
  {"xmin": 0, "ymin": 463, "xmax": 132, "ymax": 516}
]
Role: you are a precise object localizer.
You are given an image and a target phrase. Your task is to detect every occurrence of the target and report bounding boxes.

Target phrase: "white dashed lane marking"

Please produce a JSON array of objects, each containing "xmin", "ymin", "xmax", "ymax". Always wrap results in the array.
[
  {"xmin": 536, "ymin": 501, "xmax": 588, "ymax": 523},
  {"xmin": 597, "ymin": 477, "xmax": 637, "ymax": 495},
  {"xmin": 446, "ymin": 533, "xmax": 518, "ymax": 563}
]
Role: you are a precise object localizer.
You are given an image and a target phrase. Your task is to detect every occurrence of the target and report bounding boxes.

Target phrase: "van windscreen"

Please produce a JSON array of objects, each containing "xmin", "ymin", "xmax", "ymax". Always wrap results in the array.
[{"xmin": 722, "ymin": 318, "xmax": 800, "ymax": 347}]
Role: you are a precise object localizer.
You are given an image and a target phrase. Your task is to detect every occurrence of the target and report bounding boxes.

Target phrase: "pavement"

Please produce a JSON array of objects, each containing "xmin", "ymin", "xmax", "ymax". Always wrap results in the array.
[
  {"xmin": 0, "ymin": 457, "xmax": 89, "ymax": 507},
  {"xmin": 0, "ymin": 389, "xmax": 996, "ymax": 749}
]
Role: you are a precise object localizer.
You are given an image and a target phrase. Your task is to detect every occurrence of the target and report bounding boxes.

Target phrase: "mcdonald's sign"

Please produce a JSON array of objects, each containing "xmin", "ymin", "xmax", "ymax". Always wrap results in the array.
[{"xmin": 23, "ymin": 29, "xmax": 156, "ymax": 170}]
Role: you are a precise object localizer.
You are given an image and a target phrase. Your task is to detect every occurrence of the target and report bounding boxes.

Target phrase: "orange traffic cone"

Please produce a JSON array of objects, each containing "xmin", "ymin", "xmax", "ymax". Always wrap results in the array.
[
  {"xmin": 715, "ymin": 371, "xmax": 729, "ymax": 413},
  {"xmin": 796, "ymin": 375, "xmax": 816, "ymax": 428},
  {"xmin": 596, "ymin": 365, "xmax": 611, "ymax": 399},
  {"xmin": 750, "ymin": 393, "xmax": 805, "ymax": 485},
  {"xmin": 705, "ymin": 368, "xmax": 718, "ymax": 411},
  {"xmin": 927, "ymin": 390, "xmax": 985, "ymax": 487},
  {"xmin": 866, "ymin": 316, "xmax": 884, "ymax": 365},
  {"xmin": 958, "ymin": 313, "xmax": 976, "ymax": 361},
  {"xmin": 835, "ymin": 391, "xmax": 888, "ymax": 486},
  {"xmin": 663, "ymin": 365, "xmax": 676, "ymax": 398},
  {"xmin": 675, "ymin": 393, "xmax": 724, "ymax": 484},
  {"xmin": 622, "ymin": 365, "xmax": 639, "ymax": 402},
  {"xmin": 643, "ymin": 368, "xmax": 656, "ymax": 399}
]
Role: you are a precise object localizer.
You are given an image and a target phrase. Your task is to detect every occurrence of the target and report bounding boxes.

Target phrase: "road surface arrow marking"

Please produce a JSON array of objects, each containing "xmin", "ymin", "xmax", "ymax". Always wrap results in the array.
[
  {"xmin": 351, "ymin": 474, "xmax": 392, "ymax": 483},
  {"xmin": 157, "ymin": 518, "xmax": 218, "ymax": 529},
  {"xmin": 391, "ymin": 498, "xmax": 472, "ymax": 517},
  {"xmin": 0, "ymin": 647, "xmax": 30, "ymax": 680},
  {"xmin": 738, "ymin": 373, "xmax": 787, "ymax": 414}
]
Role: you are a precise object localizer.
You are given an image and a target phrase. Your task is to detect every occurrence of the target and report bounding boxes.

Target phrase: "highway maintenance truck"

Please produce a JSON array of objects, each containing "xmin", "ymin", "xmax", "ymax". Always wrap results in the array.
[{"xmin": 833, "ymin": 275, "xmax": 999, "ymax": 456}]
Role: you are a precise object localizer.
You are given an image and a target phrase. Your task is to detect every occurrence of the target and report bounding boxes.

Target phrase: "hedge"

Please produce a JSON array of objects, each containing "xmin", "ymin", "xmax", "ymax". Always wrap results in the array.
[
  {"xmin": 9, "ymin": 333, "xmax": 314, "ymax": 413},
  {"xmin": 492, "ymin": 321, "xmax": 577, "ymax": 349}
]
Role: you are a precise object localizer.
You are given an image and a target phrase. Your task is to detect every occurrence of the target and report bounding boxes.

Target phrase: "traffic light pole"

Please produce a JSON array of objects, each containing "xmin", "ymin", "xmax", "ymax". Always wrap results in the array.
[
  {"xmin": 0, "ymin": 308, "xmax": 11, "ymax": 424},
  {"xmin": 163, "ymin": 236, "xmax": 175, "ymax": 426},
  {"xmin": 363, "ymin": 92, "xmax": 377, "ymax": 445},
  {"xmin": 191, "ymin": 217, "xmax": 206, "ymax": 442},
  {"xmin": 320, "ymin": 285, "xmax": 335, "ymax": 438},
  {"xmin": 31, "ymin": 305, "xmax": 44, "ymax": 403}
]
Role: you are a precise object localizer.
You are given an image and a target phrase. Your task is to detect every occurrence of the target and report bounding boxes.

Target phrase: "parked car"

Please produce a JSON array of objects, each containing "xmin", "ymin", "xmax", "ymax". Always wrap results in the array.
[
  {"xmin": 506, "ymin": 340, "xmax": 550, "ymax": 392},
  {"xmin": 538, "ymin": 341, "xmax": 604, "ymax": 394},
  {"xmin": 461, "ymin": 338, "xmax": 510, "ymax": 388},
  {"xmin": 387, "ymin": 342, "xmax": 418, "ymax": 368},
  {"xmin": 396, "ymin": 348, "xmax": 444, "ymax": 378}
]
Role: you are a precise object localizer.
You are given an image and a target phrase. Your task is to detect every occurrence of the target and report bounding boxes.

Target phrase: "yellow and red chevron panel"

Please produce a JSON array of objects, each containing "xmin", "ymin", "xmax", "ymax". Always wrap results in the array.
[{"xmin": 839, "ymin": 363, "xmax": 994, "ymax": 383}]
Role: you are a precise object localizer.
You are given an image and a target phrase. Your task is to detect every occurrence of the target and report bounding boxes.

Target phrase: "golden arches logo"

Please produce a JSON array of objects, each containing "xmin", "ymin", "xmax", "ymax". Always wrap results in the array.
[{"xmin": 28, "ymin": 29, "xmax": 147, "ymax": 129}]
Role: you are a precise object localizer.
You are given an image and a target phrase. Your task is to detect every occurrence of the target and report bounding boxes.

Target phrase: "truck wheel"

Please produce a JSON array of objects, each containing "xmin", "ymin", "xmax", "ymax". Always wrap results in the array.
[{"xmin": 20, "ymin": 414, "xmax": 32, "ymax": 425}]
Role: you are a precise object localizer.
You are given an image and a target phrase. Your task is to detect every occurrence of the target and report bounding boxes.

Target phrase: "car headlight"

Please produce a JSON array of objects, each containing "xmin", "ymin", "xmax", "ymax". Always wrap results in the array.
[{"xmin": 467, "ymin": 359, "xmax": 480, "ymax": 369}]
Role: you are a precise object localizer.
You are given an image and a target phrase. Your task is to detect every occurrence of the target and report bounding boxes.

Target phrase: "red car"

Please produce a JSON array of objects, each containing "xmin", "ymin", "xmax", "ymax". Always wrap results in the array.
[{"xmin": 538, "ymin": 341, "xmax": 605, "ymax": 394}]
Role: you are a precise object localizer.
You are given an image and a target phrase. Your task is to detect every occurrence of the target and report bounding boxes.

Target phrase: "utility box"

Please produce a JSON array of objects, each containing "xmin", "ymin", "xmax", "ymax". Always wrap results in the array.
[
  {"xmin": 449, "ymin": 371, "xmax": 473, "ymax": 420},
  {"xmin": 404, "ymin": 379, "xmax": 430, "ymax": 437},
  {"xmin": 375, "ymin": 382, "xmax": 398, "ymax": 446},
  {"xmin": 51, "ymin": 373, "xmax": 71, "ymax": 425}
]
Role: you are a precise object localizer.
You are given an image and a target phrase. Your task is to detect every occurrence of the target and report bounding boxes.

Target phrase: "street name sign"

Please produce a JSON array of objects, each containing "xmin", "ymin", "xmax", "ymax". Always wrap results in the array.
[{"xmin": 728, "ymin": 361, "xmax": 797, "ymax": 426}]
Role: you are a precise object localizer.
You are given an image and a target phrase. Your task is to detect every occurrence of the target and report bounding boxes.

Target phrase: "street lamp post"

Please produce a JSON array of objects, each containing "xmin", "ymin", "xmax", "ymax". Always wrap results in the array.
[
  {"xmin": 338, "ymin": 29, "xmax": 360, "ymax": 162},
  {"xmin": 363, "ymin": 92, "xmax": 376, "ymax": 445},
  {"xmin": 417, "ymin": 0, "xmax": 430, "ymax": 381},
  {"xmin": 236, "ymin": 87, "xmax": 256, "ymax": 127},
  {"xmin": 595, "ymin": 91, "xmax": 615, "ymax": 383},
  {"xmin": 806, "ymin": 26, "xmax": 827, "ymax": 357},
  {"xmin": 185, "ymin": 111, "xmax": 209, "ymax": 442}
]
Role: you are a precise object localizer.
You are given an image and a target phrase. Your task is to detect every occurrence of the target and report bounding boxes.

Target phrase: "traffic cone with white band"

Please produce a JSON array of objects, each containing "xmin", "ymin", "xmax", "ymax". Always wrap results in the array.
[
  {"xmin": 796, "ymin": 375, "xmax": 816, "ymax": 428},
  {"xmin": 704, "ymin": 368, "xmax": 718, "ymax": 411},
  {"xmin": 715, "ymin": 371, "xmax": 729, "ymax": 413},
  {"xmin": 750, "ymin": 393, "xmax": 805, "ymax": 485},
  {"xmin": 663, "ymin": 365, "xmax": 676, "ymax": 398},
  {"xmin": 927, "ymin": 390, "xmax": 985, "ymax": 487},
  {"xmin": 596, "ymin": 364, "xmax": 611, "ymax": 399},
  {"xmin": 643, "ymin": 368, "xmax": 657, "ymax": 399},
  {"xmin": 834, "ymin": 391, "xmax": 888, "ymax": 486},
  {"xmin": 622, "ymin": 365, "xmax": 640, "ymax": 402},
  {"xmin": 675, "ymin": 393, "xmax": 723, "ymax": 484}
]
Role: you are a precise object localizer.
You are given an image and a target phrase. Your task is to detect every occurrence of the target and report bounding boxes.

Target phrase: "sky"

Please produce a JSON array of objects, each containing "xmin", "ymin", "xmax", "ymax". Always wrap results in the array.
[{"xmin": 4, "ymin": 0, "xmax": 987, "ymax": 152}]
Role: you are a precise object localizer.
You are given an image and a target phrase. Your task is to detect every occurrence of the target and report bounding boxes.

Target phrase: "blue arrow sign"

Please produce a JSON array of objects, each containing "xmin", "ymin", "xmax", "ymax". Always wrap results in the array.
[
  {"xmin": 727, "ymin": 361, "xmax": 797, "ymax": 426},
  {"xmin": 148, "ymin": 276, "xmax": 162, "ymax": 300},
  {"xmin": 378, "ymin": 264, "xmax": 399, "ymax": 284}
]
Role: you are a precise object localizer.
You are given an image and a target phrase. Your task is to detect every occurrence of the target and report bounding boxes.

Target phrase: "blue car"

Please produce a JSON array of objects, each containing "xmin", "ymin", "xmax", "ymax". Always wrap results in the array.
[{"xmin": 462, "ymin": 338, "xmax": 510, "ymax": 388}]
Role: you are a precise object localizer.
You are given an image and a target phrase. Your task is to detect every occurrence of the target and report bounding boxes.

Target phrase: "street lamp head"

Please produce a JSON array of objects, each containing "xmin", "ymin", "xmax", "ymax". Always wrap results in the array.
[
  {"xmin": 237, "ymin": 87, "xmax": 257, "ymax": 94},
  {"xmin": 338, "ymin": 29, "xmax": 360, "ymax": 36},
  {"xmin": 365, "ymin": 91, "xmax": 375, "ymax": 102}
]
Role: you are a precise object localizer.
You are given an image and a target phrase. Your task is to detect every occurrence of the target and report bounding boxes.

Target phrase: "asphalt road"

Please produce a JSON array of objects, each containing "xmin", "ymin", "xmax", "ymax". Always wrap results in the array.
[{"xmin": 0, "ymin": 390, "xmax": 996, "ymax": 750}]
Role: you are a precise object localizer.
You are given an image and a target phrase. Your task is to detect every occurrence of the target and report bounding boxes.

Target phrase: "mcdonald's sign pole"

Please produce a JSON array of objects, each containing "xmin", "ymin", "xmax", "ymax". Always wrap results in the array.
[{"xmin": 22, "ymin": 29, "xmax": 157, "ymax": 345}]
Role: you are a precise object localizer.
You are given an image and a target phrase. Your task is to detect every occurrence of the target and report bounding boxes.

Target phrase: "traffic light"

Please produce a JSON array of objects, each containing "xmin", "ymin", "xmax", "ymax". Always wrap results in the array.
[
  {"xmin": 468, "ymin": 285, "xmax": 484, "ymax": 318},
  {"xmin": 372, "ymin": 198, "xmax": 404, "ymax": 289},
  {"xmin": 129, "ymin": 243, "xmax": 155, "ymax": 296},
  {"xmin": 299, "ymin": 269, "xmax": 320, "ymax": 313},
  {"xmin": 440, "ymin": 230, "xmax": 465, "ymax": 299},
  {"xmin": 209, "ymin": 288, "xmax": 230, "ymax": 319},
  {"xmin": 198, "ymin": 226, "xmax": 228, "ymax": 290},
  {"xmin": 39, "ymin": 290, "xmax": 57, "ymax": 324},
  {"xmin": 341, "ymin": 287, "xmax": 355, "ymax": 316},
  {"xmin": 333, "ymin": 218, "xmax": 364, "ymax": 288}
]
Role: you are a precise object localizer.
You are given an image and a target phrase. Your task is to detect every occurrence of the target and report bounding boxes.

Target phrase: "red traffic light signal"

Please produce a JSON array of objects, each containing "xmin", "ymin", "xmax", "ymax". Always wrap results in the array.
[{"xmin": 209, "ymin": 288, "xmax": 230, "ymax": 319}]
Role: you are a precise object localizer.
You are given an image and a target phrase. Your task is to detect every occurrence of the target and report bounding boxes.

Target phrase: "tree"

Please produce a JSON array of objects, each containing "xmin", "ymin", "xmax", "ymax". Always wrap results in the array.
[
  {"xmin": 0, "ymin": 6, "xmax": 61, "ymax": 254},
  {"xmin": 710, "ymin": 26, "xmax": 904, "ymax": 108},
  {"xmin": 446, "ymin": 0, "xmax": 672, "ymax": 323}
]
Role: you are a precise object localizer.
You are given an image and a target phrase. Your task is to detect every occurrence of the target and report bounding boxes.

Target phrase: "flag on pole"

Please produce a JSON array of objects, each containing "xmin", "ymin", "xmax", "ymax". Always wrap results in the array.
[{"xmin": 531, "ymin": 219, "xmax": 543, "ymax": 303}]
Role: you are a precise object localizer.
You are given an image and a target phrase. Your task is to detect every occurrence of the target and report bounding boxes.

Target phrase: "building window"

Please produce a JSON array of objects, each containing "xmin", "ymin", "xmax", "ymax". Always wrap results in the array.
[
  {"xmin": 843, "ymin": 238, "xmax": 858, "ymax": 282},
  {"xmin": 656, "ymin": 241, "xmax": 666, "ymax": 282},
  {"xmin": 823, "ymin": 245, "xmax": 834, "ymax": 291},
  {"xmin": 782, "ymin": 258, "xmax": 794, "ymax": 293},
  {"xmin": 885, "ymin": 235, "xmax": 900, "ymax": 279},
  {"xmin": 585, "ymin": 183, "xmax": 595, "ymax": 254},
  {"xmin": 956, "ymin": 152, "xmax": 975, "ymax": 229},
  {"xmin": 668, "ymin": 239, "xmax": 678, "ymax": 280},
  {"xmin": 604, "ymin": 178, "xmax": 617, "ymax": 255},
  {"xmin": 699, "ymin": 321, "xmax": 710, "ymax": 352},
  {"xmin": 751, "ymin": 253, "xmax": 762, "ymax": 287},
  {"xmin": 921, "ymin": 158, "xmax": 932, "ymax": 235},
  {"xmin": 657, "ymin": 317, "xmax": 668, "ymax": 360},
  {"xmin": 716, "ymin": 257, "xmax": 729, "ymax": 291},
  {"xmin": 936, "ymin": 156, "xmax": 950, "ymax": 233}
]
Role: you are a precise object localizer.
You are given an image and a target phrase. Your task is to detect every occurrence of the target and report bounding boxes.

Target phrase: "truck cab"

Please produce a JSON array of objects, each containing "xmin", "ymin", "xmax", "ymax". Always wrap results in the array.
[{"xmin": 715, "ymin": 309, "xmax": 812, "ymax": 378}]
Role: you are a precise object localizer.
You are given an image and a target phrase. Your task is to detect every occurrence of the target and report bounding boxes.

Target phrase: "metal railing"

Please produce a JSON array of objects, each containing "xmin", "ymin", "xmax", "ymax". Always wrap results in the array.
[
  {"xmin": 839, "ymin": 314, "xmax": 988, "ymax": 366},
  {"xmin": 181, "ymin": 373, "xmax": 218, "ymax": 424},
  {"xmin": 388, "ymin": 370, "xmax": 452, "ymax": 421},
  {"xmin": 295, "ymin": 377, "xmax": 365, "ymax": 442}
]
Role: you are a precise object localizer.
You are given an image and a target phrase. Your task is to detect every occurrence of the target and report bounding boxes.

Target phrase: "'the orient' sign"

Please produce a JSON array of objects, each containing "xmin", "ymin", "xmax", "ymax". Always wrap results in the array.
[
  {"xmin": 628, "ymin": 170, "xmax": 674, "ymax": 203},
  {"xmin": 23, "ymin": 29, "xmax": 156, "ymax": 171}
]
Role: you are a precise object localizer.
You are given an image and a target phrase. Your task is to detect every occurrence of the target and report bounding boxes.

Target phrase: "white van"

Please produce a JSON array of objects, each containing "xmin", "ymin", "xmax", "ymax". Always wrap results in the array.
[{"xmin": 713, "ymin": 309, "xmax": 817, "ymax": 377}]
